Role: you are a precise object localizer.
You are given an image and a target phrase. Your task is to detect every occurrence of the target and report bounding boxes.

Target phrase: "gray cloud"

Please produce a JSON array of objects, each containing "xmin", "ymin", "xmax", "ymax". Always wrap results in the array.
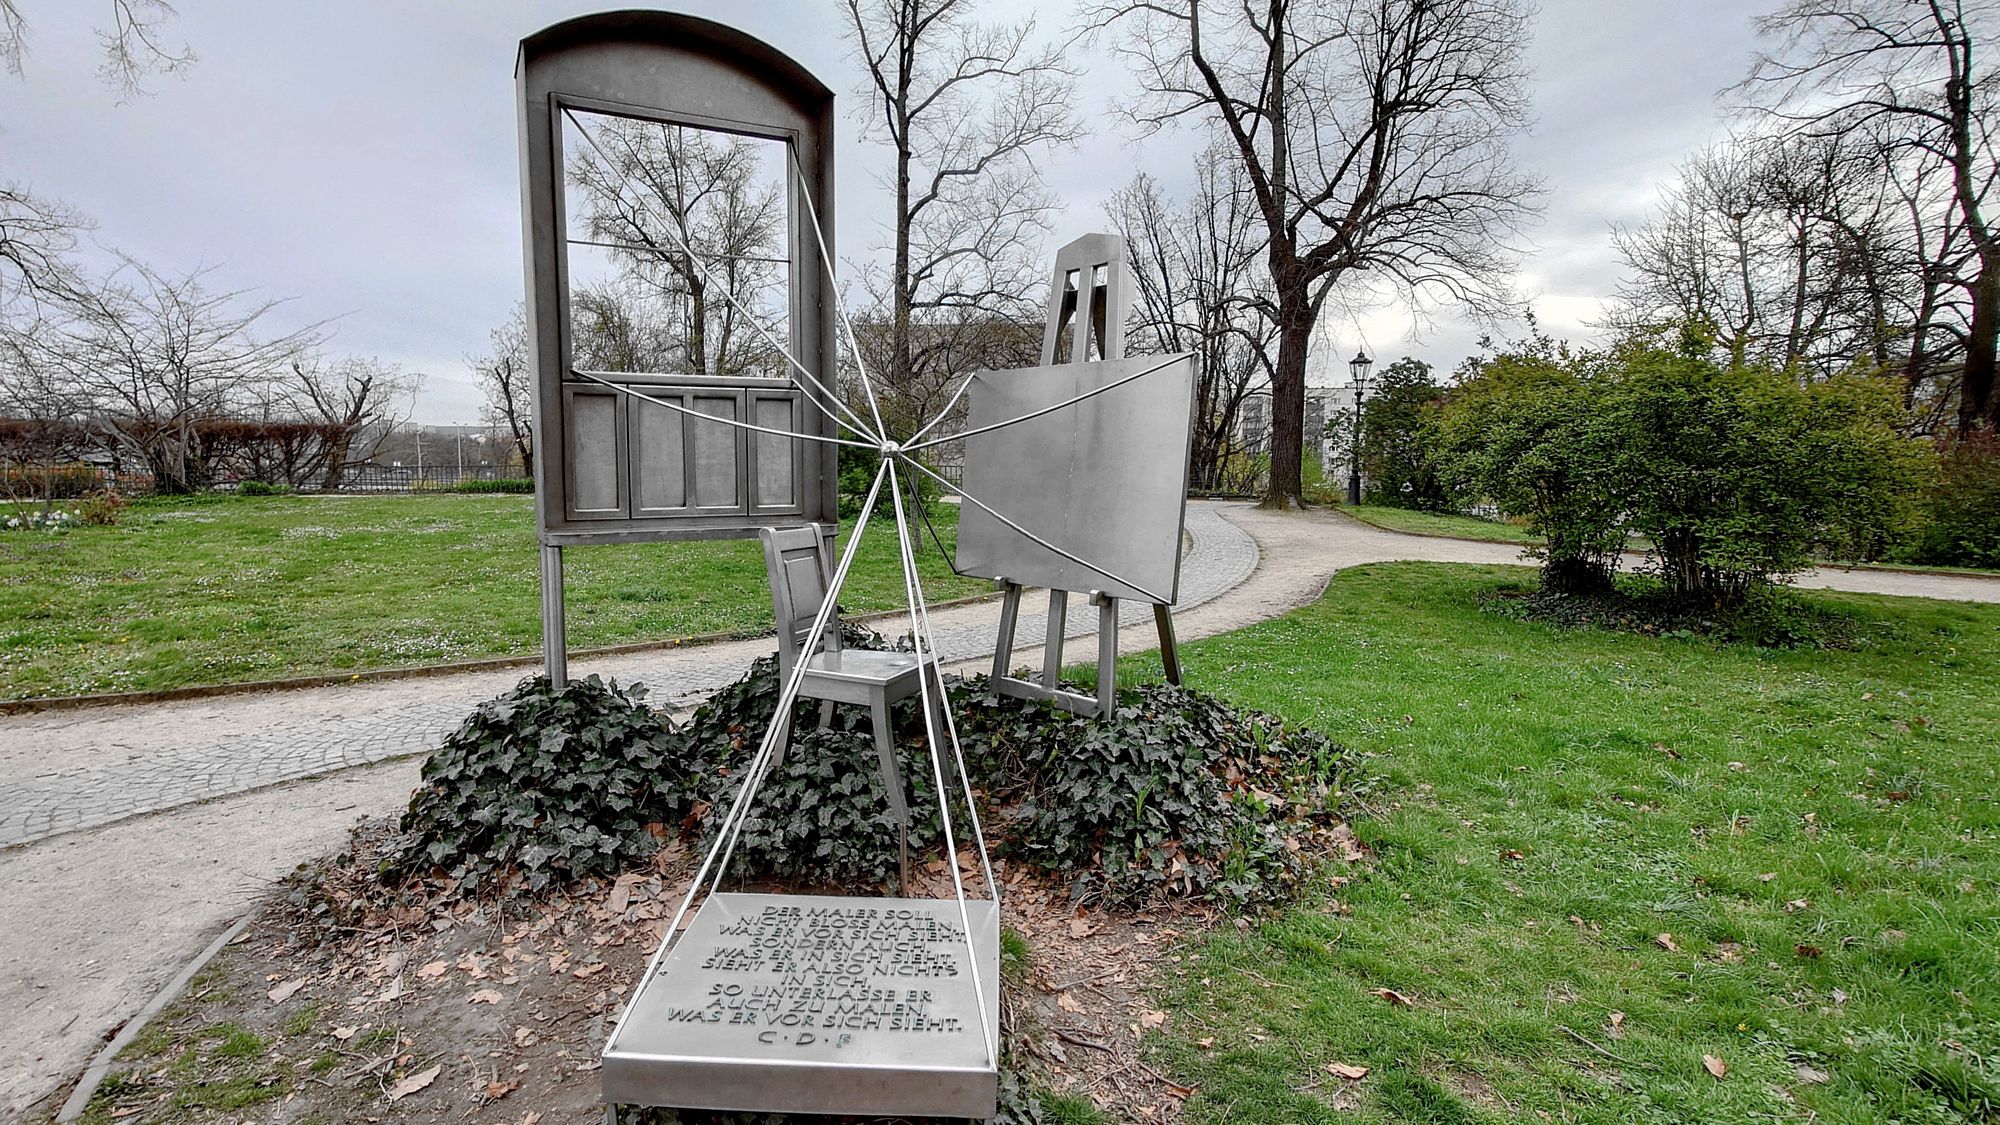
[{"xmin": 1, "ymin": 0, "xmax": 1767, "ymax": 419}]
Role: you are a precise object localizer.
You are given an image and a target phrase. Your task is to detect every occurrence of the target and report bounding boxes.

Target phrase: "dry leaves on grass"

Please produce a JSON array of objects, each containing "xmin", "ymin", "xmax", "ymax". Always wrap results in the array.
[
  {"xmin": 1654, "ymin": 932, "xmax": 1679, "ymax": 953},
  {"xmin": 265, "ymin": 977, "xmax": 306, "ymax": 1004},
  {"xmin": 1606, "ymin": 1011, "xmax": 1626, "ymax": 1040},
  {"xmin": 1327, "ymin": 1062, "xmax": 1370, "ymax": 1080},
  {"xmin": 386, "ymin": 1062, "xmax": 442, "ymax": 1101},
  {"xmin": 1702, "ymin": 1055, "xmax": 1728, "ymax": 1079},
  {"xmin": 1368, "ymin": 987, "xmax": 1414, "ymax": 1007}
]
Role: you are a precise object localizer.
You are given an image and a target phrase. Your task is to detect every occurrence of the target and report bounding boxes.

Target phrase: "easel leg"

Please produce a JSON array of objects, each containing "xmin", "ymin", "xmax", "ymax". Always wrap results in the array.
[
  {"xmin": 1043, "ymin": 590, "xmax": 1068, "ymax": 689},
  {"xmin": 1097, "ymin": 595, "xmax": 1118, "ymax": 718},
  {"xmin": 540, "ymin": 544, "xmax": 567, "ymax": 686},
  {"xmin": 1154, "ymin": 602, "xmax": 1182, "ymax": 686},
  {"xmin": 992, "ymin": 582, "xmax": 1021, "ymax": 680}
]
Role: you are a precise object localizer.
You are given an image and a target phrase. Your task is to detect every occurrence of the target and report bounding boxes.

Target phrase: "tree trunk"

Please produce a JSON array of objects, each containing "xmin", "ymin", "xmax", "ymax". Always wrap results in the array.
[
  {"xmin": 1961, "ymin": 256, "xmax": 1999, "ymax": 433},
  {"xmin": 1261, "ymin": 287, "xmax": 1311, "ymax": 509}
]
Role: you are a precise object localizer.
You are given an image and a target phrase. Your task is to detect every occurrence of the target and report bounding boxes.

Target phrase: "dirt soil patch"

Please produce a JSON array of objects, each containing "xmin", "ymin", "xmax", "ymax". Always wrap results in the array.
[{"xmin": 62, "ymin": 819, "xmax": 1282, "ymax": 1125}]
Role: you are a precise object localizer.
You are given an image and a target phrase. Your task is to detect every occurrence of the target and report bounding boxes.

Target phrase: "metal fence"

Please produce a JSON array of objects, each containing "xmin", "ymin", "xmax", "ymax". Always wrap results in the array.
[{"xmin": 332, "ymin": 465, "xmax": 529, "ymax": 492}]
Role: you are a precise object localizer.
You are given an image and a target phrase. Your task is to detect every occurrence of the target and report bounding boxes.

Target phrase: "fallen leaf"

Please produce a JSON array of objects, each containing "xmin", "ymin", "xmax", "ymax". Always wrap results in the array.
[
  {"xmin": 386, "ymin": 1062, "xmax": 441, "ymax": 1101},
  {"xmin": 1139, "ymin": 1008, "xmax": 1168, "ymax": 1029},
  {"xmin": 514, "ymin": 1027, "xmax": 540, "ymax": 1048},
  {"xmin": 1069, "ymin": 916, "xmax": 1096, "ymax": 939},
  {"xmin": 1654, "ymin": 742, "xmax": 1682, "ymax": 759},
  {"xmin": 266, "ymin": 977, "xmax": 307, "ymax": 1004},
  {"xmin": 374, "ymin": 977, "xmax": 404, "ymax": 1004},
  {"xmin": 1784, "ymin": 898, "xmax": 1812, "ymax": 913},
  {"xmin": 1196, "ymin": 1037, "xmax": 1215, "ymax": 1049},
  {"xmin": 1499, "ymin": 848, "xmax": 1526, "ymax": 862},
  {"xmin": 1703, "ymin": 1054, "xmax": 1728, "ymax": 1079},
  {"xmin": 331, "ymin": 1025, "xmax": 358, "ymax": 1041},
  {"xmin": 572, "ymin": 962, "xmax": 607, "ymax": 980},
  {"xmin": 1607, "ymin": 1011, "xmax": 1627, "ymax": 1040},
  {"xmin": 415, "ymin": 960, "xmax": 449, "ymax": 980},
  {"xmin": 1327, "ymin": 1062, "xmax": 1370, "ymax": 1080},
  {"xmin": 469, "ymin": 989, "xmax": 503, "ymax": 1004},
  {"xmin": 1830, "ymin": 988, "xmax": 1849, "ymax": 1005},
  {"xmin": 1796, "ymin": 1063, "xmax": 1829, "ymax": 1084},
  {"xmin": 1795, "ymin": 943, "xmax": 1823, "ymax": 959},
  {"xmin": 1758, "ymin": 873, "xmax": 1777, "ymax": 883},
  {"xmin": 1368, "ymin": 988, "xmax": 1414, "ymax": 1007},
  {"xmin": 1056, "ymin": 992, "xmax": 1083, "ymax": 1014},
  {"xmin": 1655, "ymin": 933, "xmax": 1679, "ymax": 953},
  {"xmin": 484, "ymin": 1080, "xmax": 517, "ymax": 1101}
]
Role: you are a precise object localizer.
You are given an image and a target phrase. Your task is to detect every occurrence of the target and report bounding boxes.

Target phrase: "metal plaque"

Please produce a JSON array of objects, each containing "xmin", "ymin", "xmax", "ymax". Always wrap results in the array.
[
  {"xmin": 603, "ymin": 893, "xmax": 1000, "ymax": 1118},
  {"xmin": 957, "ymin": 354, "xmax": 1197, "ymax": 603}
]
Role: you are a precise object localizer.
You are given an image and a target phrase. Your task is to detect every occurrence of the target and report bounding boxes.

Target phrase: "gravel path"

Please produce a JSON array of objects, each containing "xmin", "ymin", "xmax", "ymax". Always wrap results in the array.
[{"xmin": 4, "ymin": 503, "xmax": 1993, "ymax": 1118}]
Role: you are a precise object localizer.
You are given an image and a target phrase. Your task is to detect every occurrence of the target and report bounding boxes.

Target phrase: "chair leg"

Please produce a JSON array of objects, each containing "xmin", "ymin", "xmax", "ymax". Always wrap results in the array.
[
  {"xmin": 818, "ymin": 699, "xmax": 835, "ymax": 730},
  {"xmin": 768, "ymin": 705, "xmax": 792, "ymax": 770},
  {"xmin": 871, "ymin": 692, "xmax": 911, "ymax": 897}
]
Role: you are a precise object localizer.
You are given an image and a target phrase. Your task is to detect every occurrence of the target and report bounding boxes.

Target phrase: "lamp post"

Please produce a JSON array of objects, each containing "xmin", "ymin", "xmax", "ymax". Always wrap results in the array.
[{"xmin": 1346, "ymin": 349, "xmax": 1373, "ymax": 505}]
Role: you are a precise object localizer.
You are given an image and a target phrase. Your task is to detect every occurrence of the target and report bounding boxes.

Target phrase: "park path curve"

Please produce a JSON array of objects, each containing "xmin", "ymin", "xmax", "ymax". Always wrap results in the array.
[{"xmin": 4, "ymin": 502, "xmax": 1996, "ymax": 1118}]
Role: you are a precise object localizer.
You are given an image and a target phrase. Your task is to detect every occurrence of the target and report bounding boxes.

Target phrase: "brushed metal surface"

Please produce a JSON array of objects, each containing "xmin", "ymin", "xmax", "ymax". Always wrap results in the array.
[
  {"xmin": 957, "ymin": 354, "xmax": 1196, "ymax": 603},
  {"xmin": 603, "ymin": 892, "xmax": 1000, "ymax": 1118}
]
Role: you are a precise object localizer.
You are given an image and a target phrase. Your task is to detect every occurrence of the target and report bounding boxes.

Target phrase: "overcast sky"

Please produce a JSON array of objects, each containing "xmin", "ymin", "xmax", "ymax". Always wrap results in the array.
[{"xmin": 1, "ymin": 1, "xmax": 1763, "ymax": 423}]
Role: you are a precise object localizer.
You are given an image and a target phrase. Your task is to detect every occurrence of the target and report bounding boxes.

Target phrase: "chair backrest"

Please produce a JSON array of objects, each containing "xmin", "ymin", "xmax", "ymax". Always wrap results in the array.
[
  {"xmin": 1039, "ymin": 232, "xmax": 1133, "ymax": 367},
  {"xmin": 760, "ymin": 523, "xmax": 841, "ymax": 682}
]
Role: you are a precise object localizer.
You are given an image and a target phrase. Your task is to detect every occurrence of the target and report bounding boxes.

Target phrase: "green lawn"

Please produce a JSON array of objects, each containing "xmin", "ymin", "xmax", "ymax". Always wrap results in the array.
[
  {"xmin": 0, "ymin": 494, "xmax": 984, "ymax": 700},
  {"xmin": 1342, "ymin": 504, "xmax": 1542, "ymax": 545},
  {"xmin": 1117, "ymin": 563, "xmax": 1999, "ymax": 1124}
]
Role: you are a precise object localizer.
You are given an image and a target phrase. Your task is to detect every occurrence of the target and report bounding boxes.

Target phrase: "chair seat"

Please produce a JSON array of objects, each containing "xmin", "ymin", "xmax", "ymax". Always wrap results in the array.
[{"xmin": 802, "ymin": 648, "xmax": 932, "ymax": 687}]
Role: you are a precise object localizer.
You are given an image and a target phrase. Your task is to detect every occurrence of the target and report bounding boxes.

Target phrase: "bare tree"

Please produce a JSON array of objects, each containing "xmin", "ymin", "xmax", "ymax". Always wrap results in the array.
[
  {"xmin": 285, "ymin": 353, "xmax": 420, "ymax": 491},
  {"xmin": 1609, "ymin": 134, "xmax": 1931, "ymax": 384},
  {"xmin": 1088, "ymin": 0, "xmax": 1541, "ymax": 507},
  {"xmin": 1737, "ymin": 0, "xmax": 2000, "ymax": 433},
  {"xmin": 1108, "ymin": 149, "xmax": 1277, "ymax": 490},
  {"xmin": 50, "ymin": 257, "xmax": 317, "ymax": 493},
  {"xmin": 0, "ymin": 183, "xmax": 87, "ymax": 309},
  {"xmin": 566, "ymin": 119, "xmax": 786, "ymax": 377},
  {"xmin": 472, "ymin": 310, "xmax": 533, "ymax": 479},
  {"xmin": 843, "ymin": 0, "xmax": 1081, "ymax": 434},
  {"xmin": 0, "ymin": 305, "xmax": 101, "ymax": 507},
  {"xmin": 0, "ymin": 0, "xmax": 194, "ymax": 99}
]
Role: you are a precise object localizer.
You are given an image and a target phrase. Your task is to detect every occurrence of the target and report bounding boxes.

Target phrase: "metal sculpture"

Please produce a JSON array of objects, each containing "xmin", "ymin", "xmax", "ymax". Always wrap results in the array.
[
  {"xmin": 515, "ymin": 14, "xmax": 1196, "ymax": 1123},
  {"xmin": 517, "ymin": 10, "xmax": 843, "ymax": 685},
  {"xmin": 955, "ymin": 233, "xmax": 1195, "ymax": 717}
]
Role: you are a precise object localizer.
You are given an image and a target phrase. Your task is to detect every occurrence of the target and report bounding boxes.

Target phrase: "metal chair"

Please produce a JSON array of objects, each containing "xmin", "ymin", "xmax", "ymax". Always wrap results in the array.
[{"xmin": 759, "ymin": 524, "xmax": 940, "ymax": 888}]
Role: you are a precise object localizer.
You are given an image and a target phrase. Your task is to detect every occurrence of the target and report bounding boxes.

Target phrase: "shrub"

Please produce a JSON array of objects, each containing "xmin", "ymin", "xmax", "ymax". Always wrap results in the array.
[
  {"xmin": 391, "ymin": 646, "xmax": 1362, "ymax": 910},
  {"xmin": 957, "ymin": 680, "xmax": 1358, "ymax": 908},
  {"xmin": 1438, "ymin": 333, "xmax": 1930, "ymax": 601},
  {"xmin": 677, "ymin": 643, "xmax": 945, "ymax": 890},
  {"xmin": 452, "ymin": 477, "xmax": 534, "ymax": 494},
  {"xmin": 1604, "ymin": 351, "xmax": 1928, "ymax": 600},
  {"xmin": 1908, "ymin": 430, "xmax": 2000, "ymax": 568},
  {"xmin": 1435, "ymin": 348, "xmax": 1625, "ymax": 593},
  {"xmin": 237, "ymin": 480, "xmax": 295, "ymax": 496},
  {"xmin": 78, "ymin": 489, "xmax": 127, "ymax": 526},
  {"xmin": 0, "ymin": 463, "xmax": 103, "ymax": 499},
  {"xmin": 388, "ymin": 675, "xmax": 694, "ymax": 892}
]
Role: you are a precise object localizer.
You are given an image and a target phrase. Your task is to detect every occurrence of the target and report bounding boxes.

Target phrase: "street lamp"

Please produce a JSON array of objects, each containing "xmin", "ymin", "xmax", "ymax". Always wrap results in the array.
[{"xmin": 1346, "ymin": 349, "xmax": 1373, "ymax": 505}]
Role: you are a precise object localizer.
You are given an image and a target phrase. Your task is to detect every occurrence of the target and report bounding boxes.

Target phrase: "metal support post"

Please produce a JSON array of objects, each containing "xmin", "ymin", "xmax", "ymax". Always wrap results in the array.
[
  {"xmin": 540, "ymin": 543, "xmax": 567, "ymax": 685},
  {"xmin": 1094, "ymin": 592, "xmax": 1117, "ymax": 716}
]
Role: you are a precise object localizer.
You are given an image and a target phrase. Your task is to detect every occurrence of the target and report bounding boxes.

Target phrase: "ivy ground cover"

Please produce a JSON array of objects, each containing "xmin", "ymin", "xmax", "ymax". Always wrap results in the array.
[
  {"xmin": 0, "ymin": 494, "xmax": 982, "ymax": 700},
  {"xmin": 1124, "ymin": 562, "xmax": 1999, "ymax": 1124}
]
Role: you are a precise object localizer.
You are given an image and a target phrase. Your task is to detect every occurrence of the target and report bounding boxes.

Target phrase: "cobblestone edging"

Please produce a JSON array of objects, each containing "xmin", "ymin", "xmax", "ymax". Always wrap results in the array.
[{"xmin": 0, "ymin": 505, "xmax": 1258, "ymax": 849}]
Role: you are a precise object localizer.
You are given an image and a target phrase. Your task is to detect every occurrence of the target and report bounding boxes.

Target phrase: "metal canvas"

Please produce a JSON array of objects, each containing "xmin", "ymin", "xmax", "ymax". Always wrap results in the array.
[
  {"xmin": 517, "ymin": 10, "xmax": 841, "ymax": 682},
  {"xmin": 953, "ymin": 233, "xmax": 1196, "ymax": 716}
]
